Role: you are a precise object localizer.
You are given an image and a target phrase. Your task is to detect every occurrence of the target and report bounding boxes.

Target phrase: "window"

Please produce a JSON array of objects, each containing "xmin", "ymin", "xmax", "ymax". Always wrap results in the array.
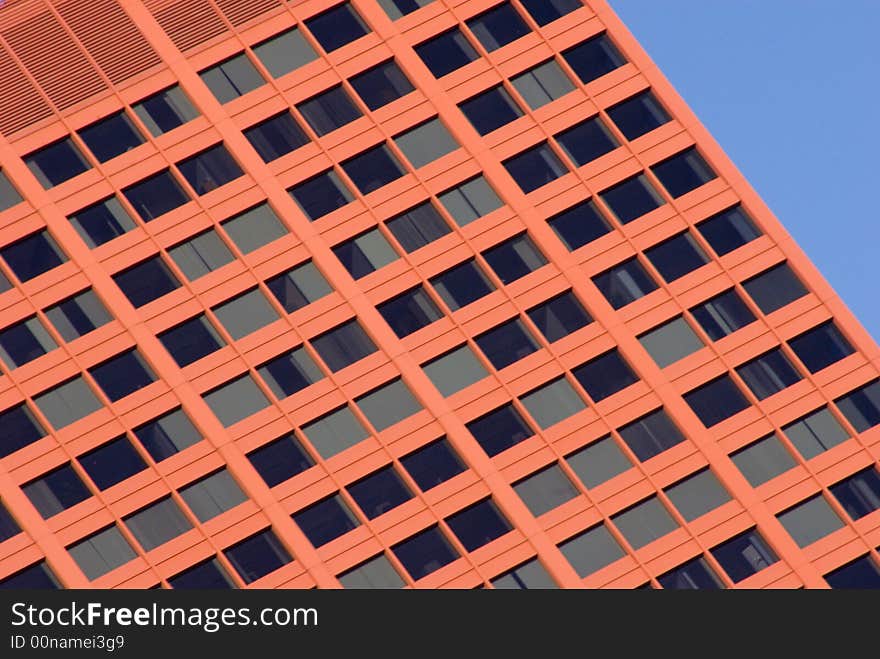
[
  {"xmin": 333, "ymin": 229, "xmax": 398, "ymax": 279},
  {"xmin": 562, "ymin": 33, "xmax": 626, "ymax": 84},
  {"xmin": 212, "ymin": 288, "xmax": 280, "ymax": 340},
  {"xmin": 658, "ymin": 557, "xmax": 723, "ymax": 590},
  {"xmin": 606, "ymin": 90, "xmax": 670, "ymax": 141},
  {"xmin": 614, "ymin": 497, "xmax": 679, "ymax": 549},
  {"xmin": 350, "ymin": 59, "xmax": 414, "ymax": 110},
  {"xmin": 311, "ymin": 320, "xmax": 377, "ymax": 372},
  {"xmin": 79, "ymin": 111, "xmax": 144, "ymax": 162},
  {"xmin": 459, "ymin": 86, "xmax": 522, "ymax": 136},
  {"xmin": 224, "ymin": 529, "xmax": 292, "ymax": 584},
  {"xmin": 343, "ymin": 145, "xmax": 407, "ymax": 196},
  {"xmin": 645, "ymin": 232, "xmax": 710, "ymax": 282},
  {"xmin": 0, "ymin": 316, "xmax": 57, "ymax": 370},
  {"xmin": 467, "ymin": 403, "xmax": 534, "ymax": 457},
  {"xmin": 696, "ymin": 205, "xmax": 761, "ymax": 256},
  {"xmin": 252, "ymin": 27, "xmax": 317, "ymax": 78},
  {"xmin": 79, "ymin": 436, "xmax": 147, "ymax": 490},
  {"xmin": 618, "ymin": 409, "xmax": 686, "ymax": 462},
  {"xmin": 177, "ymin": 144, "xmax": 242, "ymax": 195},
  {"xmin": 289, "ymin": 170, "xmax": 354, "ymax": 220},
  {"xmin": 685, "ymin": 375, "xmax": 750, "ymax": 427},
  {"xmin": 203, "ymin": 374, "xmax": 271, "ymax": 427},
  {"xmin": 521, "ymin": 377, "xmax": 586, "ymax": 429},
  {"xmin": 68, "ymin": 526, "xmax": 137, "ymax": 580},
  {"xmin": 835, "ymin": 381, "xmax": 880, "ymax": 432},
  {"xmin": 690, "ymin": 289, "xmax": 755, "ymax": 341},
  {"xmin": 777, "ymin": 495, "xmax": 845, "ymax": 547},
  {"xmin": 257, "ymin": 347, "xmax": 323, "ymax": 400},
  {"xmin": 200, "ymin": 54, "xmax": 265, "ymax": 103},
  {"xmin": 24, "ymin": 137, "xmax": 90, "ymax": 188},
  {"xmin": 355, "ymin": 379, "xmax": 422, "ymax": 431},
  {"xmin": 730, "ymin": 435, "xmax": 796, "ymax": 486},
  {"xmin": 296, "ymin": 86, "xmax": 362, "ymax": 136},
  {"xmin": 548, "ymin": 199, "xmax": 611, "ymax": 251},
  {"xmin": 401, "ymin": 438, "xmax": 466, "ymax": 490},
  {"xmin": 423, "ymin": 345, "xmax": 488, "ymax": 397},
  {"xmin": 170, "ymin": 558, "xmax": 236, "ymax": 590},
  {"xmin": 476, "ymin": 318, "xmax": 539, "ymax": 370},
  {"xmin": 23, "ymin": 463, "xmax": 91, "ymax": 518},
  {"xmin": 244, "ymin": 112, "xmax": 309, "ymax": 162},
  {"xmin": 558, "ymin": 524, "xmax": 624, "ymax": 577},
  {"xmin": 0, "ymin": 169, "xmax": 23, "ymax": 213},
  {"xmin": 824, "ymin": 555, "xmax": 880, "ymax": 589},
  {"xmin": 132, "ymin": 86, "xmax": 199, "ymax": 136},
  {"xmin": 783, "ymin": 408, "xmax": 849, "ymax": 460},
  {"xmin": 0, "ymin": 502, "xmax": 20, "ymax": 542},
  {"xmin": 386, "ymin": 202, "xmax": 450, "ymax": 252},
  {"xmin": 503, "ymin": 142, "xmax": 567, "ymax": 193},
  {"xmin": 34, "ymin": 377, "xmax": 103, "ymax": 430},
  {"xmin": 394, "ymin": 119, "xmax": 459, "ymax": 168},
  {"xmin": 1, "ymin": 230, "xmax": 67, "ymax": 282},
  {"xmin": 527, "ymin": 291, "xmax": 591, "ymax": 342},
  {"xmin": 467, "ymin": 3, "xmax": 530, "ymax": 52},
  {"xmin": 221, "ymin": 203, "xmax": 287, "ymax": 254},
  {"xmin": 438, "ymin": 176, "xmax": 502, "ymax": 226},
  {"xmin": 168, "ymin": 230, "xmax": 234, "ymax": 280},
  {"xmin": 89, "ymin": 350, "xmax": 156, "ymax": 402},
  {"xmin": 133, "ymin": 408, "xmax": 202, "ymax": 462},
  {"xmin": 829, "ymin": 467, "xmax": 880, "ymax": 520},
  {"xmin": 566, "ymin": 437, "xmax": 632, "ymax": 488},
  {"xmin": 265, "ymin": 261, "xmax": 332, "ymax": 312},
  {"xmin": 572, "ymin": 349, "xmax": 639, "ymax": 402},
  {"xmin": 788, "ymin": 322, "xmax": 854, "ymax": 373},
  {"xmin": 377, "ymin": 0, "xmax": 433, "ymax": 20},
  {"xmin": 415, "ymin": 28, "xmax": 479, "ymax": 77},
  {"xmin": 348, "ymin": 466, "xmax": 414, "ymax": 519},
  {"xmin": 0, "ymin": 403, "xmax": 46, "ymax": 459},
  {"xmin": 638, "ymin": 316, "xmax": 704, "ymax": 368},
  {"xmin": 431, "ymin": 259, "xmax": 495, "ymax": 310},
  {"xmin": 179, "ymin": 469, "xmax": 247, "ymax": 522},
  {"xmin": 339, "ymin": 554, "xmax": 405, "ymax": 588},
  {"xmin": 305, "ymin": 3, "xmax": 370, "ymax": 53},
  {"xmin": 446, "ymin": 499, "xmax": 511, "ymax": 551},
  {"xmin": 592, "ymin": 257, "xmax": 658, "ymax": 309},
  {"xmin": 293, "ymin": 494, "xmax": 360, "ymax": 547},
  {"xmin": 392, "ymin": 526, "xmax": 458, "ymax": 580},
  {"xmin": 738, "ymin": 348, "xmax": 804, "ymax": 402},
  {"xmin": 247, "ymin": 434, "xmax": 314, "ymax": 487},
  {"xmin": 0, "ymin": 562, "xmax": 60, "ymax": 589},
  {"xmin": 491, "ymin": 558, "xmax": 557, "ymax": 589},
  {"xmin": 378, "ymin": 286, "xmax": 443, "ymax": 338},
  {"xmin": 555, "ymin": 117, "xmax": 619, "ymax": 167},
  {"xmin": 122, "ymin": 170, "xmax": 191, "ymax": 221},
  {"xmin": 159, "ymin": 315, "xmax": 225, "ymax": 367},
  {"xmin": 514, "ymin": 464, "xmax": 578, "ymax": 516},
  {"xmin": 510, "ymin": 59, "xmax": 574, "ymax": 109},
  {"xmin": 710, "ymin": 530, "xmax": 778, "ymax": 583},
  {"xmin": 302, "ymin": 405, "xmax": 369, "ymax": 459},
  {"xmin": 483, "ymin": 234, "xmax": 547, "ymax": 284},
  {"xmin": 125, "ymin": 497, "xmax": 192, "ymax": 551},
  {"xmin": 742, "ymin": 263, "xmax": 808, "ymax": 315},
  {"xmin": 664, "ymin": 469, "xmax": 730, "ymax": 521},
  {"xmin": 651, "ymin": 147, "xmax": 717, "ymax": 198},
  {"xmin": 69, "ymin": 197, "xmax": 137, "ymax": 248},
  {"xmin": 520, "ymin": 0, "xmax": 581, "ymax": 25},
  {"xmin": 600, "ymin": 174, "xmax": 664, "ymax": 224}
]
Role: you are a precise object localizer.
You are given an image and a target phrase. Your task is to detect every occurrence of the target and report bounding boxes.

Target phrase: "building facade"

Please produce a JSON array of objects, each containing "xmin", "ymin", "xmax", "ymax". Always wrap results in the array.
[{"xmin": 0, "ymin": 0, "xmax": 879, "ymax": 590}]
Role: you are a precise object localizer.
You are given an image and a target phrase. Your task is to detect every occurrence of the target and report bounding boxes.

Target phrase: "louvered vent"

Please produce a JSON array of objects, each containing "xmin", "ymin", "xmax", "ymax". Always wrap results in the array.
[
  {"xmin": 214, "ymin": 0, "xmax": 281, "ymax": 27},
  {"xmin": 146, "ymin": 0, "xmax": 228, "ymax": 52},
  {"xmin": 0, "ymin": 44, "xmax": 53, "ymax": 136}
]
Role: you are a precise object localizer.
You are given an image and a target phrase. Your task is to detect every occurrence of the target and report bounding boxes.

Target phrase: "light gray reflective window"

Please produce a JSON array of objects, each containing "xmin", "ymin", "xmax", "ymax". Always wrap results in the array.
[
  {"xmin": 520, "ymin": 377, "xmax": 585, "ymax": 429},
  {"xmin": 204, "ymin": 374, "xmax": 270, "ymax": 427},
  {"xmin": 302, "ymin": 405, "xmax": 370, "ymax": 459},
  {"xmin": 491, "ymin": 558, "xmax": 557, "ymax": 589},
  {"xmin": 618, "ymin": 409, "xmax": 686, "ymax": 462},
  {"xmin": 179, "ymin": 469, "xmax": 247, "ymax": 522},
  {"xmin": 311, "ymin": 320, "xmax": 377, "ymax": 372},
  {"xmin": 333, "ymin": 228, "xmax": 398, "ymax": 279},
  {"xmin": 777, "ymin": 495, "xmax": 845, "ymax": 547},
  {"xmin": 730, "ymin": 435, "xmax": 796, "ymax": 486},
  {"xmin": 338, "ymin": 554, "xmax": 405, "ymax": 588},
  {"xmin": 34, "ymin": 377, "xmax": 103, "ymax": 429},
  {"xmin": 134, "ymin": 408, "xmax": 202, "ymax": 462},
  {"xmin": 438, "ymin": 176, "xmax": 503, "ymax": 226},
  {"xmin": 200, "ymin": 54, "xmax": 265, "ymax": 103},
  {"xmin": 132, "ymin": 86, "xmax": 199, "ymax": 137},
  {"xmin": 612, "ymin": 497, "xmax": 678, "ymax": 549},
  {"xmin": 665, "ymin": 469, "xmax": 731, "ymax": 521},
  {"xmin": 0, "ymin": 169, "xmax": 23, "ymax": 212},
  {"xmin": 168, "ymin": 230, "xmax": 234, "ymax": 280},
  {"xmin": 253, "ymin": 28, "xmax": 318, "ymax": 78},
  {"xmin": 511, "ymin": 59, "xmax": 575, "ymax": 109},
  {"xmin": 423, "ymin": 345, "xmax": 488, "ymax": 397},
  {"xmin": 394, "ymin": 118, "xmax": 459, "ymax": 169},
  {"xmin": 68, "ymin": 526, "xmax": 137, "ymax": 580},
  {"xmin": 212, "ymin": 288, "xmax": 280, "ymax": 340},
  {"xmin": 638, "ymin": 317, "xmax": 704, "ymax": 368},
  {"xmin": 566, "ymin": 437, "xmax": 632, "ymax": 488},
  {"xmin": 265, "ymin": 261, "xmax": 333, "ymax": 313},
  {"xmin": 0, "ymin": 316, "xmax": 57, "ymax": 369},
  {"xmin": 559, "ymin": 524, "xmax": 624, "ymax": 577},
  {"xmin": 221, "ymin": 204, "xmax": 287, "ymax": 254},
  {"xmin": 782, "ymin": 408, "xmax": 850, "ymax": 460},
  {"xmin": 124, "ymin": 497, "xmax": 192, "ymax": 551},
  {"xmin": 514, "ymin": 464, "xmax": 578, "ymax": 516},
  {"xmin": 356, "ymin": 379, "xmax": 422, "ymax": 431}
]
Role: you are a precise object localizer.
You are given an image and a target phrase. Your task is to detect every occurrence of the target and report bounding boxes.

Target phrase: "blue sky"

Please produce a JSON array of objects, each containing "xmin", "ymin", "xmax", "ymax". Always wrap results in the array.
[{"xmin": 609, "ymin": 0, "xmax": 880, "ymax": 339}]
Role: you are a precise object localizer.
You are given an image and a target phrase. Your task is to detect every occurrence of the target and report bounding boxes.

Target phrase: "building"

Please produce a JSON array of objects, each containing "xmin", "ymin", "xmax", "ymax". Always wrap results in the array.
[{"xmin": 0, "ymin": 0, "xmax": 878, "ymax": 590}]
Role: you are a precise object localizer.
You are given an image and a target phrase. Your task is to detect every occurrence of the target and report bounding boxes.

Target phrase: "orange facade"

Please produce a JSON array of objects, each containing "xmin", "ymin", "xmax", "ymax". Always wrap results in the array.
[{"xmin": 0, "ymin": 0, "xmax": 878, "ymax": 590}]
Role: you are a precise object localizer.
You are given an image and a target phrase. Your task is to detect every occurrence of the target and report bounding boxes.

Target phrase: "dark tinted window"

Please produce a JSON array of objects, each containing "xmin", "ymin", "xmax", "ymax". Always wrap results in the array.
[
  {"xmin": 430, "ymin": 259, "xmax": 495, "ymax": 310},
  {"xmin": 824, "ymin": 555, "xmax": 880, "ymax": 589},
  {"xmin": 555, "ymin": 117, "xmax": 618, "ymax": 167},
  {"xmin": 334, "ymin": 228, "xmax": 398, "ymax": 278},
  {"xmin": 296, "ymin": 86, "xmax": 362, "ymax": 136},
  {"xmin": 459, "ymin": 85, "xmax": 523, "ymax": 135},
  {"xmin": 293, "ymin": 495, "xmax": 360, "ymax": 547},
  {"xmin": 651, "ymin": 147, "xmax": 717, "ymax": 198},
  {"xmin": 658, "ymin": 557, "xmax": 724, "ymax": 590},
  {"xmin": 562, "ymin": 33, "xmax": 626, "ymax": 84},
  {"xmin": 257, "ymin": 347, "xmax": 323, "ymax": 400},
  {"xmin": 644, "ymin": 232, "xmax": 710, "ymax": 282},
  {"xmin": 311, "ymin": 320, "xmax": 377, "ymax": 372},
  {"xmin": 25, "ymin": 138, "xmax": 91, "ymax": 188},
  {"xmin": 600, "ymin": 174, "xmax": 664, "ymax": 224},
  {"xmin": 503, "ymin": 143, "xmax": 567, "ymax": 193},
  {"xmin": 1, "ymin": 231, "xmax": 67, "ymax": 282},
  {"xmin": 69, "ymin": 197, "xmax": 137, "ymax": 248},
  {"xmin": 415, "ymin": 28, "xmax": 479, "ymax": 77},
  {"xmin": 392, "ymin": 526, "xmax": 458, "ymax": 580},
  {"xmin": 79, "ymin": 437, "xmax": 147, "ymax": 490},
  {"xmin": 527, "ymin": 291, "xmax": 591, "ymax": 342},
  {"xmin": 79, "ymin": 112, "xmax": 144, "ymax": 162},
  {"xmin": 0, "ymin": 502, "xmax": 20, "ymax": 542},
  {"xmin": 548, "ymin": 199, "xmax": 611, "ymax": 251},
  {"xmin": 122, "ymin": 170, "xmax": 191, "ymax": 221},
  {"xmin": 23, "ymin": 463, "xmax": 91, "ymax": 518},
  {"xmin": 158, "ymin": 315, "xmax": 225, "ymax": 367},
  {"xmin": 0, "ymin": 316, "xmax": 57, "ymax": 370},
  {"xmin": 735, "ymin": 348, "xmax": 802, "ymax": 400},
  {"xmin": 467, "ymin": 403, "xmax": 533, "ymax": 457},
  {"xmin": 788, "ymin": 322, "xmax": 854, "ymax": 373},
  {"xmin": 377, "ymin": 0, "xmax": 433, "ymax": 20},
  {"xmin": 350, "ymin": 60, "xmax": 414, "ymax": 110},
  {"xmin": 386, "ymin": 202, "xmax": 451, "ymax": 252},
  {"xmin": 378, "ymin": 286, "xmax": 443, "ymax": 338},
  {"xmin": 476, "ymin": 318, "xmax": 539, "ymax": 369},
  {"xmin": 305, "ymin": 3, "xmax": 370, "ymax": 53},
  {"xmin": 177, "ymin": 144, "xmax": 242, "ymax": 195},
  {"xmin": 690, "ymin": 289, "xmax": 755, "ymax": 341},
  {"xmin": 133, "ymin": 409, "xmax": 202, "ymax": 462},
  {"xmin": 289, "ymin": 170, "xmax": 354, "ymax": 220},
  {"xmin": 224, "ymin": 529, "xmax": 292, "ymax": 584},
  {"xmin": 696, "ymin": 205, "xmax": 761, "ymax": 256},
  {"xmin": 742, "ymin": 263, "xmax": 808, "ymax": 315},
  {"xmin": 829, "ymin": 467, "xmax": 880, "ymax": 520},
  {"xmin": 0, "ymin": 562, "xmax": 60, "ymax": 589},
  {"xmin": 606, "ymin": 90, "xmax": 670, "ymax": 140},
  {"xmin": 482, "ymin": 234, "xmax": 547, "ymax": 284},
  {"xmin": 265, "ymin": 261, "xmax": 333, "ymax": 313},
  {"xmin": 348, "ymin": 466, "xmax": 414, "ymax": 519},
  {"xmin": 711, "ymin": 530, "xmax": 778, "ymax": 583},
  {"xmin": 835, "ymin": 380, "xmax": 880, "ymax": 433},
  {"xmin": 467, "ymin": 3, "xmax": 530, "ymax": 52},
  {"xmin": 341, "ymin": 144, "xmax": 406, "ymax": 194},
  {"xmin": 133, "ymin": 85, "xmax": 199, "ymax": 136},
  {"xmin": 572, "ymin": 349, "xmax": 639, "ymax": 402},
  {"xmin": 592, "ymin": 257, "xmax": 658, "ymax": 309},
  {"xmin": 169, "ymin": 558, "xmax": 235, "ymax": 590},
  {"xmin": 684, "ymin": 375, "xmax": 750, "ymax": 427},
  {"xmin": 89, "ymin": 350, "xmax": 156, "ymax": 402},
  {"xmin": 247, "ymin": 434, "xmax": 314, "ymax": 487},
  {"xmin": 45, "ymin": 290, "xmax": 110, "ymax": 343},
  {"xmin": 618, "ymin": 409, "xmax": 686, "ymax": 462},
  {"xmin": 0, "ymin": 403, "xmax": 46, "ymax": 459},
  {"xmin": 244, "ymin": 113, "xmax": 309, "ymax": 162},
  {"xmin": 520, "ymin": 0, "xmax": 581, "ymax": 26},
  {"xmin": 400, "ymin": 438, "xmax": 465, "ymax": 490},
  {"xmin": 200, "ymin": 54, "xmax": 264, "ymax": 103},
  {"xmin": 445, "ymin": 499, "xmax": 512, "ymax": 551}
]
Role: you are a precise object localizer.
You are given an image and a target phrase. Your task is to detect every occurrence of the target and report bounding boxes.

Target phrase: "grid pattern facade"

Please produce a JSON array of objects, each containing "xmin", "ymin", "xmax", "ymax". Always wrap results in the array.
[{"xmin": 0, "ymin": 0, "xmax": 879, "ymax": 590}]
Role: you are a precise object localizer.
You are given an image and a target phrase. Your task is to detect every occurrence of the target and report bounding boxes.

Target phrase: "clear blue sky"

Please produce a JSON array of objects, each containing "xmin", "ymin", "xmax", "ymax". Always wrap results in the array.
[{"xmin": 609, "ymin": 0, "xmax": 880, "ymax": 340}]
